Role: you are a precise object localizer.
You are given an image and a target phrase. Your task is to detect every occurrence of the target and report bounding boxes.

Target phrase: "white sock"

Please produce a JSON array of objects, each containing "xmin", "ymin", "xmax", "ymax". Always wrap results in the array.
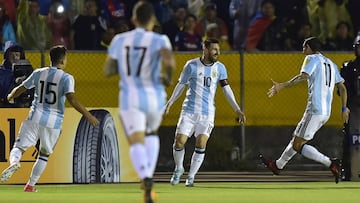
[
  {"xmin": 28, "ymin": 156, "xmax": 48, "ymax": 186},
  {"xmin": 130, "ymin": 143, "xmax": 150, "ymax": 179},
  {"xmin": 144, "ymin": 135, "xmax": 159, "ymax": 176},
  {"xmin": 276, "ymin": 138, "xmax": 297, "ymax": 169},
  {"xmin": 173, "ymin": 146, "xmax": 185, "ymax": 171},
  {"xmin": 301, "ymin": 144, "xmax": 331, "ymax": 167},
  {"xmin": 188, "ymin": 148, "xmax": 205, "ymax": 178},
  {"xmin": 9, "ymin": 147, "xmax": 22, "ymax": 164}
]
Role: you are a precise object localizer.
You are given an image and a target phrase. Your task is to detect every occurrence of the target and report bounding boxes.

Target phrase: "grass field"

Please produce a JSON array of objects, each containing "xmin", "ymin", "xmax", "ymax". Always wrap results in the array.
[{"xmin": 0, "ymin": 182, "xmax": 359, "ymax": 203}]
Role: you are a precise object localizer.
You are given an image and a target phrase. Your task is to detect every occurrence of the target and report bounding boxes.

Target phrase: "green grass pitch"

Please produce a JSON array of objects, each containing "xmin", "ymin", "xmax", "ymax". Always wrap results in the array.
[{"xmin": 0, "ymin": 182, "xmax": 359, "ymax": 203}]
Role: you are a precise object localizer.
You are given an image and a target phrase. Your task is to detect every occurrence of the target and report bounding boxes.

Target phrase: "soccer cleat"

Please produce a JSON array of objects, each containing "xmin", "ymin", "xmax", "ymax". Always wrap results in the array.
[
  {"xmin": 185, "ymin": 176, "xmax": 194, "ymax": 187},
  {"xmin": 259, "ymin": 154, "xmax": 280, "ymax": 175},
  {"xmin": 143, "ymin": 178, "xmax": 156, "ymax": 203},
  {"xmin": 329, "ymin": 158, "xmax": 340, "ymax": 184},
  {"xmin": 0, "ymin": 162, "xmax": 21, "ymax": 183},
  {"xmin": 24, "ymin": 183, "xmax": 37, "ymax": 192},
  {"xmin": 170, "ymin": 168, "xmax": 184, "ymax": 185}
]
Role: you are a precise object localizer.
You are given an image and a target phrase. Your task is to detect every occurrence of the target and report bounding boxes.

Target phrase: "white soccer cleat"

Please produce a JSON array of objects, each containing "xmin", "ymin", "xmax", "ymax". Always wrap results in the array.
[
  {"xmin": 185, "ymin": 176, "xmax": 194, "ymax": 187},
  {"xmin": 170, "ymin": 168, "xmax": 184, "ymax": 185},
  {"xmin": 0, "ymin": 162, "xmax": 21, "ymax": 183}
]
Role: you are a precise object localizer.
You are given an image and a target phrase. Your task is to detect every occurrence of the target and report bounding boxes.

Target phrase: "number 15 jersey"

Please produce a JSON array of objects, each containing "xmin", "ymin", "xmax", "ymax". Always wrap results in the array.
[
  {"xmin": 108, "ymin": 28, "xmax": 172, "ymax": 113},
  {"xmin": 23, "ymin": 67, "xmax": 75, "ymax": 129}
]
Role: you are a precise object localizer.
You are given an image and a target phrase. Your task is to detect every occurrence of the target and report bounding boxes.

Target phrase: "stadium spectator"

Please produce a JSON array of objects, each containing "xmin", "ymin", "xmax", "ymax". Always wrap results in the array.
[
  {"xmin": 72, "ymin": 0, "xmax": 106, "ymax": 50},
  {"xmin": 339, "ymin": 33, "xmax": 360, "ymax": 181},
  {"xmin": 99, "ymin": 0, "xmax": 129, "ymax": 24},
  {"xmin": 38, "ymin": 0, "xmax": 70, "ymax": 16},
  {"xmin": 245, "ymin": 0, "xmax": 288, "ymax": 52},
  {"xmin": 47, "ymin": 0, "xmax": 72, "ymax": 48},
  {"xmin": 165, "ymin": 38, "xmax": 245, "ymax": 187},
  {"xmin": 285, "ymin": 22, "xmax": 313, "ymax": 51},
  {"xmin": 0, "ymin": 2, "xmax": 16, "ymax": 50},
  {"xmin": 194, "ymin": 2, "xmax": 228, "ymax": 42},
  {"xmin": 0, "ymin": 45, "xmax": 99, "ymax": 192},
  {"xmin": 203, "ymin": 23, "xmax": 232, "ymax": 51},
  {"xmin": 188, "ymin": 0, "xmax": 204, "ymax": 18},
  {"xmin": 154, "ymin": 0, "xmax": 174, "ymax": 25},
  {"xmin": 260, "ymin": 37, "xmax": 349, "ymax": 184},
  {"xmin": 100, "ymin": 17, "xmax": 129, "ymax": 49},
  {"xmin": 161, "ymin": 4, "xmax": 188, "ymax": 47},
  {"xmin": 307, "ymin": 0, "xmax": 352, "ymax": 43},
  {"xmin": 0, "ymin": 0, "xmax": 17, "ymax": 26},
  {"xmin": 324, "ymin": 21, "xmax": 353, "ymax": 51},
  {"xmin": 174, "ymin": 14, "xmax": 202, "ymax": 51},
  {"xmin": 17, "ymin": 0, "xmax": 52, "ymax": 50},
  {"xmin": 103, "ymin": 2, "xmax": 175, "ymax": 202},
  {"xmin": 229, "ymin": 0, "xmax": 262, "ymax": 50}
]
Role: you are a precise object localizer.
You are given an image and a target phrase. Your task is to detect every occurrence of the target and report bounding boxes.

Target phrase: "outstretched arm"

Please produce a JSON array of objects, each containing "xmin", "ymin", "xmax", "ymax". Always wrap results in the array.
[
  {"xmin": 66, "ymin": 93, "xmax": 100, "ymax": 126},
  {"xmin": 164, "ymin": 83, "xmax": 185, "ymax": 114},
  {"xmin": 268, "ymin": 72, "xmax": 308, "ymax": 97},
  {"xmin": 7, "ymin": 85, "xmax": 27, "ymax": 103}
]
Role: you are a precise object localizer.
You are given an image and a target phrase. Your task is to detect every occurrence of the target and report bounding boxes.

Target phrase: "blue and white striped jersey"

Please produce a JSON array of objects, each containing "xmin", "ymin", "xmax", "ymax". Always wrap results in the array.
[
  {"xmin": 179, "ymin": 57, "xmax": 228, "ymax": 117},
  {"xmin": 301, "ymin": 53, "xmax": 344, "ymax": 116},
  {"xmin": 22, "ymin": 67, "xmax": 75, "ymax": 129},
  {"xmin": 108, "ymin": 28, "xmax": 172, "ymax": 112}
]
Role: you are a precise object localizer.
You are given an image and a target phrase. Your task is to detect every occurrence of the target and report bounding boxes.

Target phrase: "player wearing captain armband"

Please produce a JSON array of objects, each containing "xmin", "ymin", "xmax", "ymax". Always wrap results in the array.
[{"xmin": 164, "ymin": 38, "xmax": 245, "ymax": 187}]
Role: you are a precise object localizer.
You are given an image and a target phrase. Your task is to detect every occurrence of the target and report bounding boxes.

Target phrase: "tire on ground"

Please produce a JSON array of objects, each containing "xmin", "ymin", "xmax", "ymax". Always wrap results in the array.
[{"xmin": 73, "ymin": 109, "xmax": 120, "ymax": 183}]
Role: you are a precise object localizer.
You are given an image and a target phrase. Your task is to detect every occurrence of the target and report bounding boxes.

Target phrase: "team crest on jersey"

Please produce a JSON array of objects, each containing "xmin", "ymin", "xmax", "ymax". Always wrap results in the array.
[{"xmin": 212, "ymin": 70, "xmax": 217, "ymax": 78}]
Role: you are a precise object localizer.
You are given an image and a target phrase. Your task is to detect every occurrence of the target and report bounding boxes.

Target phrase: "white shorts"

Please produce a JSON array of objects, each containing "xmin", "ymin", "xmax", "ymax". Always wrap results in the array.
[
  {"xmin": 14, "ymin": 120, "xmax": 61, "ymax": 155},
  {"xmin": 119, "ymin": 109, "xmax": 163, "ymax": 136},
  {"xmin": 294, "ymin": 113, "xmax": 329, "ymax": 140},
  {"xmin": 175, "ymin": 112, "xmax": 214, "ymax": 137}
]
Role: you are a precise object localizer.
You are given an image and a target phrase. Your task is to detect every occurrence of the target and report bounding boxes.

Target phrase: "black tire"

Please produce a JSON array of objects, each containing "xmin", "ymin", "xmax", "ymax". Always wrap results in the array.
[{"xmin": 73, "ymin": 109, "xmax": 120, "ymax": 183}]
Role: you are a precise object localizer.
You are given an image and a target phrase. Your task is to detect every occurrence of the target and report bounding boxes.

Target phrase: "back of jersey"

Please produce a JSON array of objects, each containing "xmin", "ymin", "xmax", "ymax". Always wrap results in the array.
[
  {"xmin": 108, "ymin": 28, "xmax": 172, "ymax": 112},
  {"xmin": 24, "ymin": 67, "xmax": 74, "ymax": 129},
  {"xmin": 301, "ymin": 54, "xmax": 344, "ymax": 116}
]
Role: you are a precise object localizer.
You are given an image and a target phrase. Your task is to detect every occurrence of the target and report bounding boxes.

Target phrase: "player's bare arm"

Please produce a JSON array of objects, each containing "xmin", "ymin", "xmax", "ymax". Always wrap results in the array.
[
  {"xmin": 103, "ymin": 56, "xmax": 118, "ymax": 77},
  {"xmin": 336, "ymin": 82, "xmax": 350, "ymax": 123},
  {"xmin": 66, "ymin": 93, "xmax": 100, "ymax": 126},
  {"xmin": 165, "ymin": 83, "xmax": 186, "ymax": 115},
  {"xmin": 220, "ymin": 79, "xmax": 246, "ymax": 124},
  {"xmin": 268, "ymin": 72, "xmax": 308, "ymax": 97},
  {"xmin": 7, "ymin": 85, "xmax": 27, "ymax": 103},
  {"xmin": 160, "ymin": 48, "xmax": 176, "ymax": 86}
]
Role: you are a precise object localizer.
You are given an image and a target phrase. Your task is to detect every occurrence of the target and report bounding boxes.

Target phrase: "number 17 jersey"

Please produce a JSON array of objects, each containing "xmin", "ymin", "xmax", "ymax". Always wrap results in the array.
[{"xmin": 108, "ymin": 28, "xmax": 172, "ymax": 113}]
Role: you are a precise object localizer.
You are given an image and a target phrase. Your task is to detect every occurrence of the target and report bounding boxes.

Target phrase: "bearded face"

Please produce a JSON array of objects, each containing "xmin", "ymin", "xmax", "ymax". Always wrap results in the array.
[{"xmin": 205, "ymin": 43, "xmax": 220, "ymax": 63}]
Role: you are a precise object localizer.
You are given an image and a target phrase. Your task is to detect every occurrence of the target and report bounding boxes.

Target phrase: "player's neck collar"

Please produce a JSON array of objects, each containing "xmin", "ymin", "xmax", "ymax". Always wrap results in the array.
[{"xmin": 200, "ymin": 57, "xmax": 214, "ymax": 66}]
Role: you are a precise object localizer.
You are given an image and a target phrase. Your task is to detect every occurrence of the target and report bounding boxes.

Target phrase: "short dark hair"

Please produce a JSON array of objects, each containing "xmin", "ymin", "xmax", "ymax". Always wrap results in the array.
[
  {"xmin": 303, "ymin": 37, "xmax": 322, "ymax": 52},
  {"xmin": 133, "ymin": 1, "xmax": 155, "ymax": 25},
  {"xmin": 203, "ymin": 38, "xmax": 219, "ymax": 49},
  {"xmin": 50, "ymin": 45, "xmax": 67, "ymax": 65}
]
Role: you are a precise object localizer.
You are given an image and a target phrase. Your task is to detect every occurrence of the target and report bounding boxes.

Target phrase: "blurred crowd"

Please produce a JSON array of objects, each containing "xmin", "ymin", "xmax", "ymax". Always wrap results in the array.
[{"xmin": 0, "ymin": 0, "xmax": 359, "ymax": 52}]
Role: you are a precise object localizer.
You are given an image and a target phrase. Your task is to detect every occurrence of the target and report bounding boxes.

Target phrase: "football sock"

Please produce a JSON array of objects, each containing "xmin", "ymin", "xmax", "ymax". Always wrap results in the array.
[
  {"xmin": 188, "ymin": 147, "xmax": 205, "ymax": 178},
  {"xmin": 9, "ymin": 147, "xmax": 22, "ymax": 164},
  {"xmin": 145, "ymin": 135, "xmax": 160, "ymax": 176},
  {"xmin": 173, "ymin": 146, "xmax": 185, "ymax": 171},
  {"xmin": 301, "ymin": 144, "xmax": 331, "ymax": 167},
  {"xmin": 28, "ymin": 156, "xmax": 48, "ymax": 186},
  {"xmin": 130, "ymin": 143, "xmax": 151, "ymax": 179},
  {"xmin": 276, "ymin": 138, "xmax": 297, "ymax": 169}
]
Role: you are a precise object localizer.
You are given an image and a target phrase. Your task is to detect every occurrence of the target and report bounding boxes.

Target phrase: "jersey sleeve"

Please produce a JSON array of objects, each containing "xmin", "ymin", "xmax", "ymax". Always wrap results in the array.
[
  {"xmin": 179, "ymin": 61, "xmax": 193, "ymax": 84},
  {"xmin": 108, "ymin": 34, "xmax": 120, "ymax": 59},
  {"xmin": 300, "ymin": 55, "xmax": 316, "ymax": 75},
  {"xmin": 63, "ymin": 74, "xmax": 75, "ymax": 94},
  {"xmin": 334, "ymin": 63, "xmax": 345, "ymax": 84},
  {"xmin": 22, "ymin": 71, "xmax": 36, "ymax": 89},
  {"xmin": 218, "ymin": 63, "xmax": 228, "ymax": 81}
]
